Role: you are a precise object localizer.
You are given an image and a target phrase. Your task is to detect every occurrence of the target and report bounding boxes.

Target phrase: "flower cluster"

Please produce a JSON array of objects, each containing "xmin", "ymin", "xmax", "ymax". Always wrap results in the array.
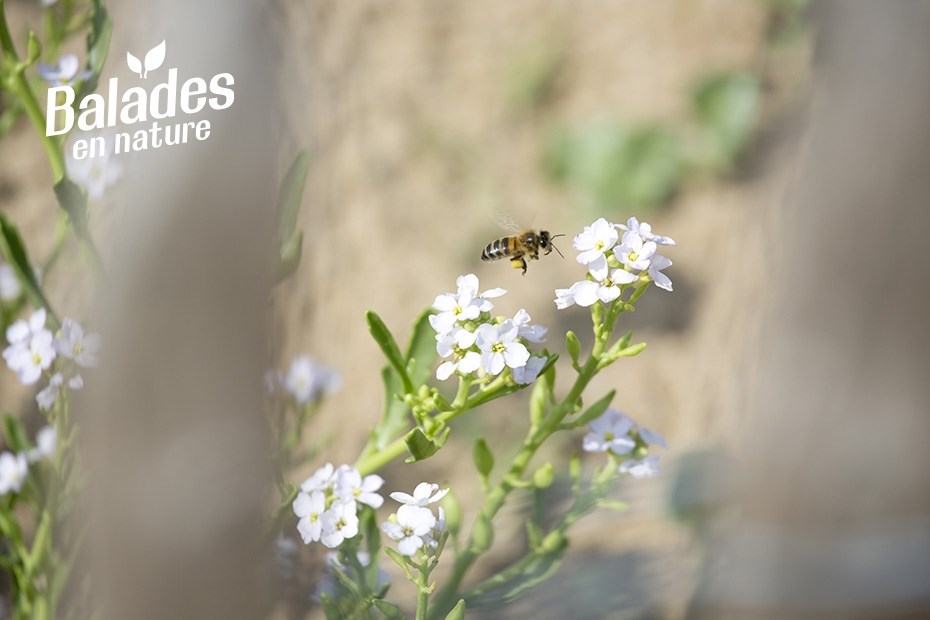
[
  {"xmin": 266, "ymin": 355, "xmax": 341, "ymax": 405},
  {"xmin": 556, "ymin": 217, "xmax": 675, "ymax": 309},
  {"xmin": 293, "ymin": 463, "xmax": 385, "ymax": 548},
  {"xmin": 2, "ymin": 309, "xmax": 99, "ymax": 411},
  {"xmin": 0, "ymin": 426, "xmax": 56, "ymax": 496},
  {"xmin": 431, "ymin": 274, "xmax": 548, "ymax": 385},
  {"xmin": 381, "ymin": 482, "xmax": 448, "ymax": 557},
  {"xmin": 582, "ymin": 408, "xmax": 667, "ymax": 478}
]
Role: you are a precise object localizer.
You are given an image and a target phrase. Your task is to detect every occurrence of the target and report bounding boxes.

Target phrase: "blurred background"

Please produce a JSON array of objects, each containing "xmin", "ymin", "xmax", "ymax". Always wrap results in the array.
[{"xmin": 5, "ymin": 0, "xmax": 929, "ymax": 619}]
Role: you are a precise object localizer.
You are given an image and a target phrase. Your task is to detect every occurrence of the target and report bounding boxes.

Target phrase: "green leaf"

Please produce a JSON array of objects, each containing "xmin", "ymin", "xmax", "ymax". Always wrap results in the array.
[
  {"xmin": 366, "ymin": 311, "xmax": 413, "ymax": 393},
  {"xmin": 26, "ymin": 31, "xmax": 40, "ymax": 64},
  {"xmin": 565, "ymin": 330, "xmax": 581, "ymax": 367},
  {"xmin": 78, "ymin": 0, "xmax": 112, "ymax": 99},
  {"xmin": 275, "ymin": 150, "xmax": 309, "ymax": 243},
  {"xmin": 464, "ymin": 544, "xmax": 568, "ymax": 609},
  {"xmin": 0, "ymin": 213, "xmax": 58, "ymax": 326},
  {"xmin": 573, "ymin": 390, "xmax": 615, "ymax": 427},
  {"xmin": 472, "ymin": 438, "xmax": 494, "ymax": 480},
  {"xmin": 471, "ymin": 513, "xmax": 494, "ymax": 553},
  {"xmin": 616, "ymin": 342, "xmax": 647, "ymax": 358},
  {"xmin": 529, "ymin": 371, "xmax": 550, "ymax": 427},
  {"xmin": 274, "ymin": 230, "xmax": 303, "ymax": 283},
  {"xmin": 2, "ymin": 413, "xmax": 29, "ymax": 453},
  {"xmin": 444, "ymin": 599, "xmax": 466, "ymax": 620},
  {"xmin": 383, "ymin": 547, "xmax": 410, "ymax": 572},
  {"xmin": 404, "ymin": 309, "xmax": 439, "ymax": 387},
  {"xmin": 404, "ymin": 428, "xmax": 446, "ymax": 463},
  {"xmin": 372, "ymin": 599, "xmax": 406, "ymax": 619}
]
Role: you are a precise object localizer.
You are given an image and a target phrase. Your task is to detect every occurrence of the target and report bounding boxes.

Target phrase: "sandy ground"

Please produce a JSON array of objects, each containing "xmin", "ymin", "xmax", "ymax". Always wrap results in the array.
[{"xmin": 0, "ymin": 1, "xmax": 809, "ymax": 617}]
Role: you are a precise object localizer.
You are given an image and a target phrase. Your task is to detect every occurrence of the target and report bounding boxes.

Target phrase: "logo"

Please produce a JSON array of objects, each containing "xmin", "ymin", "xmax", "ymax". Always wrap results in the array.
[{"xmin": 45, "ymin": 40, "xmax": 236, "ymax": 160}]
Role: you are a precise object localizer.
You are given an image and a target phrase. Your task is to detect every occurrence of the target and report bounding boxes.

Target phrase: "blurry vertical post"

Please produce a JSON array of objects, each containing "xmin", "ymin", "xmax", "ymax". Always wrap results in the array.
[
  {"xmin": 82, "ymin": 1, "xmax": 279, "ymax": 619},
  {"xmin": 691, "ymin": 2, "xmax": 930, "ymax": 618}
]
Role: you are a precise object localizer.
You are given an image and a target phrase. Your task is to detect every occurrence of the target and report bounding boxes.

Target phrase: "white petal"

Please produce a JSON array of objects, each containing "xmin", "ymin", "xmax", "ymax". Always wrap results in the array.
[
  {"xmin": 436, "ymin": 361, "xmax": 456, "ymax": 381},
  {"xmin": 571, "ymin": 281, "xmax": 600, "ymax": 307},
  {"xmin": 587, "ymin": 255, "xmax": 608, "ymax": 280}
]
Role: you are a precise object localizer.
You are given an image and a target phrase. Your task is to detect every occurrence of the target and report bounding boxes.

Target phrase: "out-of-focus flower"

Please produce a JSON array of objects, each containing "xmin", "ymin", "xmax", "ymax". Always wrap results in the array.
[
  {"xmin": 3, "ymin": 309, "xmax": 56, "ymax": 386},
  {"xmin": 293, "ymin": 490, "xmax": 326, "ymax": 544},
  {"xmin": 390, "ymin": 482, "xmax": 449, "ymax": 507},
  {"xmin": 54, "ymin": 319, "xmax": 101, "ymax": 368},
  {"xmin": 0, "ymin": 265, "xmax": 21, "ymax": 302},
  {"xmin": 37, "ymin": 54, "xmax": 90, "ymax": 86},
  {"xmin": 66, "ymin": 140, "xmax": 123, "ymax": 201},
  {"xmin": 313, "ymin": 551, "xmax": 391, "ymax": 602},
  {"xmin": 27, "ymin": 426, "xmax": 56, "ymax": 463},
  {"xmin": 0, "ymin": 452, "xmax": 28, "ymax": 495},
  {"xmin": 582, "ymin": 409, "xmax": 636, "ymax": 455},
  {"xmin": 334, "ymin": 465, "xmax": 385, "ymax": 509},
  {"xmin": 300, "ymin": 462, "xmax": 335, "ymax": 493},
  {"xmin": 284, "ymin": 355, "xmax": 340, "ymax": 405},
  {"xmin": 618, "ymin": 455, "xmax": 662, "ymax": 478},
  {"xmin": 320, "ymin": 501, "xmax": 359, "ymax": 549},
  {"xmin": 382, "ymin": 504, "xmax": 437, "ymax": 556},
  {"xmin": 476, "ymin": 321, "xmax": 529, "ymax": 376}
]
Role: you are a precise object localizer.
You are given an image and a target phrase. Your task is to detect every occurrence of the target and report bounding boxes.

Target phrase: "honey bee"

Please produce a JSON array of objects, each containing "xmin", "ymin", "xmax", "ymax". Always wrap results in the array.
[{"xmin": 481, "ymin": 229, "xmax": 565, "ymax": 275}]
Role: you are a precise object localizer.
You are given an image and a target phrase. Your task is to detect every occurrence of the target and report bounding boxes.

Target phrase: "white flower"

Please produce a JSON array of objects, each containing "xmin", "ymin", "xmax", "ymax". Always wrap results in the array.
[
  {"xmin": 320, "ymin": 500, "xmax": 359, "ymax": 548},
  {"xmin": 573, "ymin": 218, "xmax": 619, "ymax": 278},
  {"xmin": 511, "ymin": 309, "xmax": 547, "ymax": 343},
  {"xmin": 0, "ymin": 265, "xmax": 21, "ymax": 302},
  {"xmin": 0, "ymin": 452, "xmax": 28, "ymax": 495},
  {"xmin": 334, "ymin": 465, "xmax": 385, "ymax": 509},
  {"xmin": 3, "ymin": 319, "xmax": 56, "ymax": 386},
  {"xmin": 582, "ymin": 409, "xmax": 636, "ymax": 454},
  {"xmin": 5, "ymin": 307, "xmax": 48, "ymax": 347},
  {"xmin": 455, "ymin": 274, "xmax": 506, "ymax": 312},
  {"xmin": 476, "ymin": 321, "xmax": 529, "ymax": 376},
  {"xmin": 27, "ymin": 426, "xmax": 56, "ymax": 463},
  {"xmin": 618, "ymin": 455, "xmax": 662, "ymax": 478},
  {"xmin": 647, "ymin": 254, "xmax": 673, "ymax": 292},
  {"xmin": 554, "ymin": 282, "xmax": 586, "ymax": 310},
  {"xmin": 390, "ymin": 482, "xmax": 449, "ymax": 507},
  {"xmin": 37, "ymin": 373, "xmax": 65, "ymax": 411},
  {"xmin": 54, "ymin": 319, "xmax": 101, "ymax": 368},
  {"xmin": 301, "ymin": 462, "xmax": 335, "ymax": 493},
  {"xmin": 614, "ymin": 234, "xmax": 657, "ymax": 272},
  {"xmin": 37, "ymin": 54, "xmax": 90, "ymax": 86},
  {"xmin": 423, "ymin": 506, "xmax": 446, "ymax": 549},
  {"xmin": 430, "ymin": 274, "xmax": 506, "ymax": 334},
  {"xmin": 285, "ymin": 355, "xmax": 340, "ymax": 405},
  {"xmin": 66, "ymin": 139, "xmax": 123, "ymax": 201},
  {"xmin": 618, "ymin": 217, "xmax": 676, "ymax": 247},
  {"xmin": 381, "ymin": 505, "xmax": 436, "ymax": 556},
  {"xmin": 570, "ymin": 267, "xmax": 639, "ymax": 308},
  {"xmin": 293, "ymin": 490, "xmax": 326, "ymax": 544},
  {"xmin": 512, "ymin": 355, "xmax": 547, "ymax": 385},
  {"xmin": 436, "ymin": 327, "xmax": 481, "ymax": 381}
]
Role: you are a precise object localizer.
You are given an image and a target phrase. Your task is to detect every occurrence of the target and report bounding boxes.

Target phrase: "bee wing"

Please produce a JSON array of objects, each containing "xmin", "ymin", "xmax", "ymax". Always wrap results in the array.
[{"xmin": 494, "ymin": 211, "xmax": 525, "ymax": 234}]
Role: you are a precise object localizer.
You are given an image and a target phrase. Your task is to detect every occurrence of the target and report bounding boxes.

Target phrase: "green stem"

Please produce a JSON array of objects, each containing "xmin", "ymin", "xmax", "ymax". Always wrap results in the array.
[
  {"xmin": 415, "ymin": 561, "xmax": 430, "ymax": 620},
  {"xmin": 430, "ymin": 302, "xmax": 625, "ymax": 616}
]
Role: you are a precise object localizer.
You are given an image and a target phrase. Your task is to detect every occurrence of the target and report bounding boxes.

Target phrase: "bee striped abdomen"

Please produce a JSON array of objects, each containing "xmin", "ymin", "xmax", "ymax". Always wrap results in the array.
[{"xmin": 481, "ymin": 237, "xmax": 515, "ymax": 261}]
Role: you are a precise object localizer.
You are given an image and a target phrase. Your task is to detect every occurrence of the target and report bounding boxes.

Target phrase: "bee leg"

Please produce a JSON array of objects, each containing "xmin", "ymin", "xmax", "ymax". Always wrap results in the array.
[{"xmin": 511, "ymin": 257, "xmax": 528, "ymax": 275}]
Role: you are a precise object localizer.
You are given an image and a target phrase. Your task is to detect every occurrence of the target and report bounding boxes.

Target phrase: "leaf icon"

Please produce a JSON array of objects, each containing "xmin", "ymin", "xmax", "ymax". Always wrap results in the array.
[
  {"xmin": 143, "ymin": 40, "xmax": 166, "ymax": 78},
  {"xmin": 126, "ymin": 51, "xmax": 142, "ymax": 78}
]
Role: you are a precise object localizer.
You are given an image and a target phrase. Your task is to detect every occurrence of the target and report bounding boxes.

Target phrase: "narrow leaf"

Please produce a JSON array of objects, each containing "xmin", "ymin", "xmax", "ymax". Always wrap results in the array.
[
  {"xmin": 472, "ymin": 438, "xmax": 494, "ymax": 480},
  {"xmin": 573, "ymin": 389, "xmax": 615, "ymax": 427},
  {"xmin": 275, "ymin": 150, "xmax": 309, "ymax": 244},
  {"xmin": 366, "ymin": 311, "xmax": 412, "ymax": 393},
  {"xmin": 2, "ymin": 413, "xmax": 30, "ymax": 453},
  {"xmin": 0, "ymin": 213, "xmax": 58, "ymax": 326},
  {"xmin": 444, "ymin": 599, "xmax": 466, "ymax": 620}
]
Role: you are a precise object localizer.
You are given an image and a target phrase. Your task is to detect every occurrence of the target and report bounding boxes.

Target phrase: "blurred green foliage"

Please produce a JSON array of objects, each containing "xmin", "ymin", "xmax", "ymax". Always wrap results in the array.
[
  {"xmin": 505, "ymin": 38, "xmax": 564, "ymax": 116},
  {"xmin": 542, "ymin": 71, "xmax": 761, "ymax": 214}
]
